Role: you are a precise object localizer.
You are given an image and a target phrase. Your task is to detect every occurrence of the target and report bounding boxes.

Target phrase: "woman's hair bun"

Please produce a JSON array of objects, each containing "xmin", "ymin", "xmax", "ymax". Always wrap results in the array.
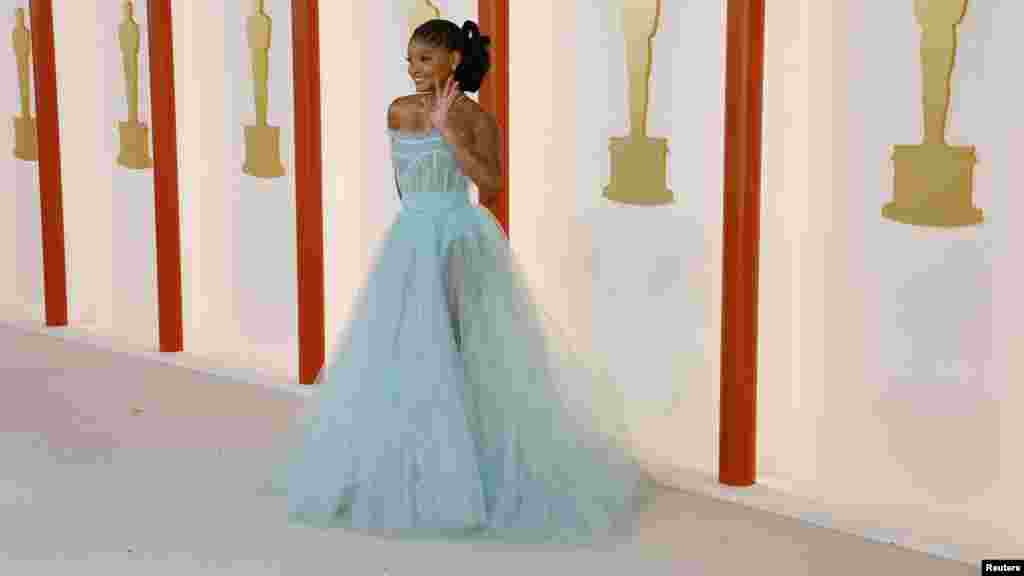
[{"xmin": 454, "ymin": 20, "xmax": 491, "ymax": 93}]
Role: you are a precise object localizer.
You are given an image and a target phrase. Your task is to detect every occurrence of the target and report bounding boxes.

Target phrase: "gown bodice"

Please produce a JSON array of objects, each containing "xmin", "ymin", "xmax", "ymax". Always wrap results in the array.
[{"xmin": 389, "ymin": 129, "xmax": 472, "ymax": 215}]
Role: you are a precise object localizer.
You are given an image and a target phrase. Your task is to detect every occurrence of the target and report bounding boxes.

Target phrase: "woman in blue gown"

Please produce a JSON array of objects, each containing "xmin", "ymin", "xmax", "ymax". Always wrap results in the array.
[{"xmin": 275, "ymin": 19, "xmax": 658, "ymax": 546}]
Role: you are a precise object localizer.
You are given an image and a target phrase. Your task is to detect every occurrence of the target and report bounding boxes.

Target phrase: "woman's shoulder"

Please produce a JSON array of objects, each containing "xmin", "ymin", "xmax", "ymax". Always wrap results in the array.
[
  {"xmin": 390, "ymin": 93, "xmax": 425, "ymax": 109},
  {"xmin": 388, "ymin": 94, "xmax": 427, "ymax": 130}
]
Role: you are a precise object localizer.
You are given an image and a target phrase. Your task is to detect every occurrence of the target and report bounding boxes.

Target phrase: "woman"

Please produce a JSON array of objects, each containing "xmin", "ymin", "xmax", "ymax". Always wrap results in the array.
[{"xmin": 276, "ymin": 19, "xmax": 657, "ymax": 546}]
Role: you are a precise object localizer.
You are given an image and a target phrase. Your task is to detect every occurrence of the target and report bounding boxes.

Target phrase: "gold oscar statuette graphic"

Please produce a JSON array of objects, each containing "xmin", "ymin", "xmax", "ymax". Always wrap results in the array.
[
  {"xmin": 885, "ymin": 0, "xmax": 982, "ymax": 227},
  {"xmin": 243, "ymin": 0, "xmax": 285, "ymax": 179},
  {"xmin": 12, "ymin": 7, "xmax": 37, "ymax": 162},
  {"xmin": 605, "ymin": 0, "xmax": 672, "ymax": 206},
  {"xmin": 116, "ymin": 0, "xmax": 153, "ymax": 170},
  {"xmin": 406, "ymin": 0, "xmax": 441, "ymax": 46}
]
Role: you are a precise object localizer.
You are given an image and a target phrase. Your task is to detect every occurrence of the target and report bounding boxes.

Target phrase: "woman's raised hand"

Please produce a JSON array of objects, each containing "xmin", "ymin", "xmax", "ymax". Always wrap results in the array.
[{"xmin": 425, "ymin": 76, "xmax": 461, "ymax": 135}]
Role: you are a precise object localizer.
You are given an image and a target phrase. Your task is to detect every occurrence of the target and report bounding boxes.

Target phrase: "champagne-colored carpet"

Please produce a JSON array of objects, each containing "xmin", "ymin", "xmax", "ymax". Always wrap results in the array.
[{"xmin": 0, "ymin": 324, "xmax": 974, "ymax": 575}]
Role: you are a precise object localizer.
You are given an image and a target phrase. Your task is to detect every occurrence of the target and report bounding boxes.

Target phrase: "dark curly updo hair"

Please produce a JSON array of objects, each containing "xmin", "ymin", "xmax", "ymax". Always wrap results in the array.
[{"xmin": 411, "ymin": 19, "xmax": 492, "ymax": 93}]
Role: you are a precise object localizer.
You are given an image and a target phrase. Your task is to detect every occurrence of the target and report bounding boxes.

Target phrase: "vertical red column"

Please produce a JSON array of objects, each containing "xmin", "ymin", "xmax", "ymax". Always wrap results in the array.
[
  {"xmin": 477, "ymin": 0, "xmax": 508, "ymax": 236},
  {"xmin": 28, "ymin": 0, "xmax": 68, "ymax": 327},
  {"xmin": 147, "ymin": 0, "xmax": 184, "ymax": 352},
  {"xmin": 291, "ymin": 0, "xmax": 325, "ymax": 385},
  {"xmin": 719, "ymin": 0, "xmax": 766, "ymax": 487}
]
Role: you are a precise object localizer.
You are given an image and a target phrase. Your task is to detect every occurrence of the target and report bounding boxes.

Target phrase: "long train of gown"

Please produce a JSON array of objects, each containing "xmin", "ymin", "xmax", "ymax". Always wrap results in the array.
[{"xmin": 270, "ymin": 128, "xmax": 658, "ymax": 546}]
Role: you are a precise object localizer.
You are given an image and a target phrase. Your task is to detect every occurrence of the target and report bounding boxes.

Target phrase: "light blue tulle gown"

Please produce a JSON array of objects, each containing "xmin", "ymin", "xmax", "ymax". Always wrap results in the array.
[{"xmin": 272, "ymin": 128, "xmax": 657, "ymax": 546}]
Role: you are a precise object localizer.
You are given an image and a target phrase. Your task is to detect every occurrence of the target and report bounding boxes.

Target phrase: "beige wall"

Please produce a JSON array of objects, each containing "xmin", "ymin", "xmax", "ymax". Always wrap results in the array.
[
  {"xmin": 53, "ymin": 0, "xmax": 108, "ymax": 330},
  {"xmin": 509, "ymin": 2, "xmax": 727, "ymax": 475},
  {"xmin": 760, "ymin": 0, "xmax": 1022, "ymax": 560},
  {"xmin": 509, "ymin": 0, "xmax": 1020, "ymax": 562},
  {"xmin": 49, "ymin": 1, "xmax": 299, "ymax": 378},
  {"xmin": 2, "ymin": 1, "xmax": 44, "ymax": 323},
  {"xmin": 53, "ymin": 1, "xmax": 151, "ymax": 344},
  {"xmin": 174, "ymin": 0, "xmax": 300, "ymax": 381},
  {"xmin": 759, "ymin": 0, "xmax": 827, "ymax": 506}
]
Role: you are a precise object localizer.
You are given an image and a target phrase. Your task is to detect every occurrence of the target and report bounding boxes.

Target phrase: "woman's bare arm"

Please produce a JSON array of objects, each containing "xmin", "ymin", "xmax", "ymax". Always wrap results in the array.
[{"xmin": 440, "ymin": 111, "xmax": 502, "ymax": 202}]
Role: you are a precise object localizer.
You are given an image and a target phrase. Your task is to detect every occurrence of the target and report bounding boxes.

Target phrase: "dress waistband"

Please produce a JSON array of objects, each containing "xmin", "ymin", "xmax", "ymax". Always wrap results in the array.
[{"xmin": 400, "ymin": 191, "xmax": 471, "ymax": 215}]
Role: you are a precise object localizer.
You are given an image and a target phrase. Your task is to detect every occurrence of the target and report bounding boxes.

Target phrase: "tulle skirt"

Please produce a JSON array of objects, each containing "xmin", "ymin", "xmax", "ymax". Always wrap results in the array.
[{"xmin": 269, "ymin": 200, "xmax": 657, "ymax": 547}]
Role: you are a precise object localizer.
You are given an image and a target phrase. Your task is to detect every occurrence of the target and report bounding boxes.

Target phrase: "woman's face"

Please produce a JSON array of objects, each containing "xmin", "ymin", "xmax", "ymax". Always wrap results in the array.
[{"xmin": 407, "ymin": 39, "xmax": 460, "ymax": 93}]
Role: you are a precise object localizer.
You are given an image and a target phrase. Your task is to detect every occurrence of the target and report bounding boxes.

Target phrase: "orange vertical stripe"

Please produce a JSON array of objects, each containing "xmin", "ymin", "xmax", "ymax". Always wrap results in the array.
[
  {"xmin": 28, "ymin": 0, "xmax": 68, "ymax": 326},
  {"xmin": 477, "ymin": 0, "xmax": 508, "ymax": 236},
  {"xmin": 147, "ymin": 0, "xmax": 184, "ymax": 352},
  {"xmin": 291, "ymin": 0, "xmax": 325, "ymax": 385},
  {"xmin": 720, "ymin": 0, "xmax": 765, "ymax": 487}
]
